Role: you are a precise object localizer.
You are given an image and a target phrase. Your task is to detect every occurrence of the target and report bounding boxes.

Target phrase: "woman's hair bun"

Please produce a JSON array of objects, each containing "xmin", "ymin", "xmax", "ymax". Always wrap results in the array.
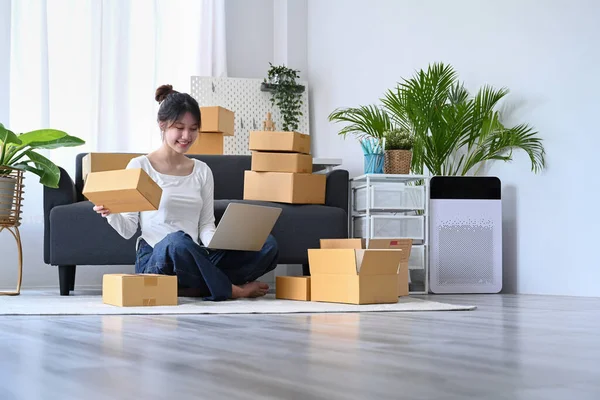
[{"xmin": 155, "ymin": 84, "xmax": 178, "ymax": 103}]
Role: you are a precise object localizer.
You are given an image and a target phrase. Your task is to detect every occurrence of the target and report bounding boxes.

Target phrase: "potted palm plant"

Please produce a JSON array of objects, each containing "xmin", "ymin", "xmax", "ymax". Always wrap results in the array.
[
  {"xmin": 329, "ymin": 63, "xmax": 546, "ymax": 177},
  {"xmin": 383, "ymin": 129, "xmax": 414, "ymax": 174},
  {"xmin": 381, "ymin": 63, "xmax": 546, "ymax": 176},
  {"xmin": 0, "ymin": 123, "xmax": 85, "ymax": 219}
]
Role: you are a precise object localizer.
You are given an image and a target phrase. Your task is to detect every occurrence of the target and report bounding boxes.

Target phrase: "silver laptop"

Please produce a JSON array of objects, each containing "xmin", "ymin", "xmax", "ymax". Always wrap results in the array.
[{"xmin": 205, "ymin": 202, "xmax": 282, "ymax": 251}]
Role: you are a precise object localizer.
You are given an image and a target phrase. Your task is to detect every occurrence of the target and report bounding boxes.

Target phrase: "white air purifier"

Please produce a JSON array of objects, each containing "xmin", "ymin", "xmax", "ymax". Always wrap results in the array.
[{"xmin": 429, "ymin": 176, "xmax": 502, "ymax": 294}]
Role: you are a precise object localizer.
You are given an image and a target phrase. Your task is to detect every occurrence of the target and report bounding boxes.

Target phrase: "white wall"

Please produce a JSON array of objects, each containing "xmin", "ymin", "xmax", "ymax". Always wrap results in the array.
[
  {"xmin": 307, "ymin": 0, "xmax": 600, "ymax": 296},
  {"xmin": 225, "ymin": 0, "xmax": 273, "ymax": 79}
]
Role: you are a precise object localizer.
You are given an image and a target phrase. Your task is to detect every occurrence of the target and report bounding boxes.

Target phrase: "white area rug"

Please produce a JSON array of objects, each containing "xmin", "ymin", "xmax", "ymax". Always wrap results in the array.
[{"xmin": 0, "ymin": 290, "xmax": 476, "ymax": 315}]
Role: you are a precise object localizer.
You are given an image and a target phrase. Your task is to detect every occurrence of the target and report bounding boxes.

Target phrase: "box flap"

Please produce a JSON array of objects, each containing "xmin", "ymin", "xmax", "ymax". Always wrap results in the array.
[
  {"xmin": 357, "ymin": 250, "xmax": 404, "ymax": 276},
  {"xmin": 320, "ymin": 239, "xmax": 365, "ymax": 249},
  {"xmin": 307, "ymin": 249, "xmax": 359, "ymax": 275},
  {"xmin": 368, "ymin": 238, "xmax": 412, "ymax": 262}
]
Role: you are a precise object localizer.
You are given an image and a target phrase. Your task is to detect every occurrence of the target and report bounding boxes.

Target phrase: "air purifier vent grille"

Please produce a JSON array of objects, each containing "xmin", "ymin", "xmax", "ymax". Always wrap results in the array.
[{"xmin": 437, "ymin": 221, "xmax": 495, "ymax": 285}]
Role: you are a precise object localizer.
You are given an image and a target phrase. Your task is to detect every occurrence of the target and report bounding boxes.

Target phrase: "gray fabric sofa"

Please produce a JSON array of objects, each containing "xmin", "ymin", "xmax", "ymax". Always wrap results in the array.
[{"xmin": 43, "ymin": 153, "xmax": 349, "ymax": 295}]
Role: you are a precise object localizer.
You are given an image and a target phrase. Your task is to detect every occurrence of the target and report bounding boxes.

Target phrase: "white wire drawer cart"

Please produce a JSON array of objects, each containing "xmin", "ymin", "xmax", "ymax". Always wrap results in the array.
[{"xmin": 349, "ymin": 174, "xmax": 430, "ymax": 294}]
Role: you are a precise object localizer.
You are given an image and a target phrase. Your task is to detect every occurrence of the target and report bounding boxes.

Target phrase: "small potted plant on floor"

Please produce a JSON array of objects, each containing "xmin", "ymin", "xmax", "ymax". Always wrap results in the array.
[
  {"xmin": 261, "ymin": 62, "xmax": 305, "ymax": 132},
  {"xmin": 383, "ymin": 128, "xmax": 414, "ymax": 174}
]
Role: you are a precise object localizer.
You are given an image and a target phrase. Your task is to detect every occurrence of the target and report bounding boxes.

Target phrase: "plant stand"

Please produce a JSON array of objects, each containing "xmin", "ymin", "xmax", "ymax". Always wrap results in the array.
[{"xmin": 0, "ymin": 168, "xmax": 25, "ymax": 296}]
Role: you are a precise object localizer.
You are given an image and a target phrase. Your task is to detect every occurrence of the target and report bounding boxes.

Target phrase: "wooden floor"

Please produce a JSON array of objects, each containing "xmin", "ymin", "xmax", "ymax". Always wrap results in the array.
[{"xmin": 1, "ymin": 294, "xmax": 599, "ymax": 400}]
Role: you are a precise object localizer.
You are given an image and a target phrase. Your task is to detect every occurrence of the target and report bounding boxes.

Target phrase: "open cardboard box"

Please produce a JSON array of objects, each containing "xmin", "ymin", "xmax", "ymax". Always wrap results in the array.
[
  {"xmin": 83, "ymin": 168, "xmax": 162, "ymax": 213},
  {"xmin": 103, "ymin": 274, "xmax": 177, "ymax": 307},
  {"xmin": 365, "ymin": 238, "xmax": 413, "ymax": 296},
  {"xmin": 308, "ymin": 239, "xmax": 406, "ymax": 305}
]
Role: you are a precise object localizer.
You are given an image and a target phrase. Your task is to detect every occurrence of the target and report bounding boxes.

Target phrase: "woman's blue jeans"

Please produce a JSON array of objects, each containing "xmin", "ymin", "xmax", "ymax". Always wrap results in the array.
[{"xmin": 134, "ymin": 231, "xmax": 279, "ymax": 301}]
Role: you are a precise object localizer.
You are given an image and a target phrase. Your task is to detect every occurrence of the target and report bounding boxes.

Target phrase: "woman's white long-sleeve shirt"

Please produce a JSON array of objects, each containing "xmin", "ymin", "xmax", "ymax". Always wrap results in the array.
[{"xmin": 106, "ymin": 155, "xmax": 217, "ymax": 249}]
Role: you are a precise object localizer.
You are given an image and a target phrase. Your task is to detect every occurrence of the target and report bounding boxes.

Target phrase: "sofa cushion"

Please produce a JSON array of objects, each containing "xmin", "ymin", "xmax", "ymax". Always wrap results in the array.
[{"xmin": 214, "ymin": 200, "xmax": 348, "ymax": 265}]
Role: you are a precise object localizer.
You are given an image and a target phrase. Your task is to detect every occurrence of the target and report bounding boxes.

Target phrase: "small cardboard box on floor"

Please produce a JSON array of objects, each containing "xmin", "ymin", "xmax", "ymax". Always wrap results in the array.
[
  {"xmin": 103, "ymin": 274, "xmax": 177, "ymax": 307},
  {"xmin": 307, "ymin": 239, "xmax": 410, "ymax": 305},
  {"xmin": 275, "ymin": 276, "xmax": 311, "ymax": 301},
  {"xmin": 83, "ymin": 168, "xmax": 162, "ymax": 213}
]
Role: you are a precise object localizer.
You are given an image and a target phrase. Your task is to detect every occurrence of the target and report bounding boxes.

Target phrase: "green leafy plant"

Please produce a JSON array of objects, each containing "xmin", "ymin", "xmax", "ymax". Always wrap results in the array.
[
  {"xmin": 381, "ymin": 62, "xmax": 546, "ymax": 176},
  {"xmin": 329, "ymin": 62, "xmax": 546, "ymax": 176},
  {"xmin": 384, "ymin": 129, "xmax": 414, "ymax": 150},
  {"xmin": 263, "ymin": 63, "xmax": 304, "ymax": 131},
  {"xmin": 0, "ymin": 123, "xmax": 85, "ymax": 188}
]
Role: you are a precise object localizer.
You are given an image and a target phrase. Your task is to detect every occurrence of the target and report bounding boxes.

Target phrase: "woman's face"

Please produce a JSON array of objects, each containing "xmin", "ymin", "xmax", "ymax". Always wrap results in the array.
[{"xmin": 163, "ymin": 112, "xmax": 199, "ymax": 154}]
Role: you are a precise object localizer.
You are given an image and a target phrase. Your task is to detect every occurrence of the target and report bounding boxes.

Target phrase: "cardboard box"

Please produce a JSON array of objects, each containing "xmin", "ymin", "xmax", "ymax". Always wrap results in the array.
[
  {"xmin": 276, "ymin": 276, "xmax": 311, "ymax": 301},
  {"xmin": 83, "ymin": 168, "xmax": 162, "ymax": 213},
  {"xmin": 103, "ymin": 274, "xmax": 178, "ymax": 307},
  {"xmin": 308, "ymin": 243, "xmax": 404, "ymax": 305},
  {"xmin": 243, "ymin": 171, "xmax": 325, "ymax": 204},
  {"xmin": 82, "ymin": 153, "xmax": 144, "ymax": 182},
  {"xmin": 187, "ymin": 132, "xmax": 224, "ymax": 155},
  {"xmin": 319, "ymin": 238, "xmax": 411, "ymax": 297},
  {"xmin": 367, "ymin": 239, "xmax": 412, "ymax": 297},
  {"xmin": 200, "ymin": 106, "xmax": 234, "ymax": 136},
  {"xmin": 251, "ymin": 151, "xmax": 313, "ymax": 173},
  {"xmin": 249, "ymin": 131, "xmax": 311, "ymax": 154}
]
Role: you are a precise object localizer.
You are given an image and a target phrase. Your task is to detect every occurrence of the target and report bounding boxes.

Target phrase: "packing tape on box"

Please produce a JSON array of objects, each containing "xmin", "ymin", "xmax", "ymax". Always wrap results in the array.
[
  {"xmin": 144, "ymin": 277, "xmax": 158, "ymax": 287},
  {"xmin": 143, "ymin": 298, "xmax": 157, "ymax": 306}
]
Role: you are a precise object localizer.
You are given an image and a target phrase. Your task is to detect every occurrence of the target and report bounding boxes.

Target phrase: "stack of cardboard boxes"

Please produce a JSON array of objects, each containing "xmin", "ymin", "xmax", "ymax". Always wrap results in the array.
[
  {"xmin": 243, "ymin": 130, "xmax": 326, "ymax": 204},
  {"xmin": 187, "ymin": 106, "xmax": 235, "ymax": 155},
  {"xmin": 276, "ymin": 238, "xmax": 412, "ymax": 305}
]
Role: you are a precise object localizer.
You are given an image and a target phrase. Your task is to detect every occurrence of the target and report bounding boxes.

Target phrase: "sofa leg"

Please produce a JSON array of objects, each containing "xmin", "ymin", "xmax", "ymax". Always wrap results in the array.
[
  {"xmin": 59, "ymin": 265, "xmax": 76, "ymax": 296},
  {"xmin": 69, "ymin": 266, "xmax": 76, "ymax": 291},
  {"xmin": 302, "ymin": 263, "xmax": 310, "ymax": 276}
]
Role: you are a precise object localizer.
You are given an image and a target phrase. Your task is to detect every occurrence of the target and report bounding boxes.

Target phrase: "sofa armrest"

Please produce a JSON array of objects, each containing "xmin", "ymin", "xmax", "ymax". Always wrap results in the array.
[
  {"xmin": 43, "ymin": 167, "xmax": 77, "ymax": 264},
  {"xmin": 324, "ymin": 169, "xmax": 349, "ymax": 213}
]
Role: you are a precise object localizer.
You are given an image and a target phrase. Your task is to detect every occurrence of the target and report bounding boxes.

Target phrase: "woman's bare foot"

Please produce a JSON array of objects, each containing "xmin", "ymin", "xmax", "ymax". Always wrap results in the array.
[{"xmin": 231, "ymin": 281, "xmax": 269, "ymax": 299}]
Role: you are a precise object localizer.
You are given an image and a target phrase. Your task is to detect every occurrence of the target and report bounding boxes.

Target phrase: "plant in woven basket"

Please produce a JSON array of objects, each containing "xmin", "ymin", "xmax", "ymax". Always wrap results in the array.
[
  {"xmin": 384, "ymin": 129, "xmax": 414, "ymax": 174},
  {"xmin": 262, "ymin": 63, "xmax": 305, "ymax": 132}
]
